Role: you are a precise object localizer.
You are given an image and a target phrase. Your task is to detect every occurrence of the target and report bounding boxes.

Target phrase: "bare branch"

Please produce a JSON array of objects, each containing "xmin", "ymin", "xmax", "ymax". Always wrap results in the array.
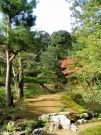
[
  {"xmin": 9, "ymin": 48, "xmax": 27, "ymax": 61},
  {"xmin": 9, "ymin": 54, "xmax": 16, "ymax": 61}
]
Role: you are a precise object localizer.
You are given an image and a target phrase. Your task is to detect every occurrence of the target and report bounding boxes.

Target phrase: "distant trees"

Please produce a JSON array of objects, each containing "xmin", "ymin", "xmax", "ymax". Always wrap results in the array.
[
  {"xmin": 0, "ymin": 0, "xmax": 36, "ymax": 106},
  {"xmin": 38, "ymin": 30, "xmax": 72, "ymax": 91}
]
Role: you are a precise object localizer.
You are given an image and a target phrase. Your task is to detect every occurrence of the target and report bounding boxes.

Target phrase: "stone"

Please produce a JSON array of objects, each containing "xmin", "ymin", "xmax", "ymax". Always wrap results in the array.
[
  {"xmin": 49, "ymin": 121, "xmax": 59, "ymax": 132},
  {"xmin": 39, "ymin": 114, "xmax": 49, "ymax": 120},
  {"xmin": 58, "ymin": 115, "xmax": 70, "ymax": 129},
  {"xmin": 50, "ymin": 115, "xmax": 71, "ymax": 130},
  {"xmin": 32, "ymin": 128, "xmax": 47, "ymax": 135},
  {"xmin": 70, "ymin": 124, "xmax": 78, "ymax": 132},
  {"xmin": 77, "ymin": 118, "xmax": 86, "ymax": 124},
  {"xmin": 83, "ymin": 112, "xmax": 94, "ymax": 120}
]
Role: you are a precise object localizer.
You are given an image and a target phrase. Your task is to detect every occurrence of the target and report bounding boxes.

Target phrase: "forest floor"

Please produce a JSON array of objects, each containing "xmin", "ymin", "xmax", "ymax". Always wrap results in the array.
[{"xmin": 23, "ymin": 92, "xmax": 101, "ymax": 135}]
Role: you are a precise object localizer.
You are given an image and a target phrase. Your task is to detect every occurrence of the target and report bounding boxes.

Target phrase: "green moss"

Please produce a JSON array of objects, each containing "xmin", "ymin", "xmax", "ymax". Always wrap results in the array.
[
  {"xmin": 79, "ymin": 125, "xmax": 101, "ymax": 135},
  {"xmin": 61, "ymin": 92, "xmax": 87, "ymax": 113}
]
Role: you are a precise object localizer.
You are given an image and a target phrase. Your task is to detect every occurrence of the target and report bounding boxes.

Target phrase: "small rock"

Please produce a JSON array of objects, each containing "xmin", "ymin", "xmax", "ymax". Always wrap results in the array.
[
  {"xmin": 70, "ymin": 124, "xmax": 78, "ymax": 132},
  {"xmin": 39, "ymin": 114, "xmax": 49, "ymax": 120},
  {"xmin": 32, "ymin": 128, "xmax": 47, "ymax": 135},
  {"xmin": 77, "ymin": 118, "xmax": 87, "ymax": 124}
]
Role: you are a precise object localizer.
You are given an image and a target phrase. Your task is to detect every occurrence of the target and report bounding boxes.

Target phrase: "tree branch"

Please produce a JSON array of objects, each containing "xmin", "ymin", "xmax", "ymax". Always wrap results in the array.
[
  {"xmin": 15, "ymin": 48, "xmax": 26, "ymax": 54},
  {"xmin": 9, "ymin": 48, "xmax": 27, "ymax": 61},
  {"xmin": 9, "ymin": 54, "xmax": 16, "ymax": 61}
]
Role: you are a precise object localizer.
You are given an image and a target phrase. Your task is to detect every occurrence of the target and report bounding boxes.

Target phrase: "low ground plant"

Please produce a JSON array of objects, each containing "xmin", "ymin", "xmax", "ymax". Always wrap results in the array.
[{"xmin": 79, "ymin": 125, "xmax": 101, "ymax": 135}]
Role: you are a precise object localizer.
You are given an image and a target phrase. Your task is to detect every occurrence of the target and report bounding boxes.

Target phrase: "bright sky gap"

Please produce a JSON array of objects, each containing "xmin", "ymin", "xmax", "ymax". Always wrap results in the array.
[{"xmin": 33, "ymin": 0, "xmax": 72, "ymax": 34}]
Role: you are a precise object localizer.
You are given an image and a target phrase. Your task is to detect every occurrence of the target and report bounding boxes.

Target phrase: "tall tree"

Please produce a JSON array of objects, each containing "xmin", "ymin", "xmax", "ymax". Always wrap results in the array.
[
  {"xmin": 67, "ymin": 0, "xmax": 101, "ymax": 108},
  {"xmin": 0, "ymin": 0, "xmax": 36, "ymax": 106}
]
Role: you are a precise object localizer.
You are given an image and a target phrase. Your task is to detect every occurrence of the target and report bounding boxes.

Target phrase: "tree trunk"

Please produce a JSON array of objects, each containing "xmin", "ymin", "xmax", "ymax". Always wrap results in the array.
[
  {"xmin": 17, "ymin": 58, "xmax": 24, "ymax": 99},
  {"xmin": 5, "ymin": 49, "xmax": 13, "ymax": 106}
]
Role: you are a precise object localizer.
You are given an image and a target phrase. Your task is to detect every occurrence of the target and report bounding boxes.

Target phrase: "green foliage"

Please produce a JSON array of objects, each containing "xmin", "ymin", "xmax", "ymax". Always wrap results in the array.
[
  {"xmin": 24, "ymin": 120, "xmax": 36, "ymax": 133},
  {"xmin": 37, "ymin": 30, "xmax": 72, "ymax": 87},
  {"xmin": 3, "ymin": 121, "xmax": 20, "ymax": 133},
  {"xmin": 0, "ymin": 0, "xmax": 36, "ymax": 27},
  {"xmin": 24, "ymin": 119, "xmax": 45, "ymax": 133},
  {"xmin": 24, "ymin": 84, "xmax": 48, "ymax": 98},
  {"xmin": 0, "ymin": 87, "xmax": 6, "ymax": 107},
  {"xmin": 0, "ymin": 0, "xmax": 36, "ymax": 106},
  {"xmin": 79, "ymin": 125, "xmax": 101, "ymax": 135},
  {"xmin": 51, "ymin": 30, "xmax": 72, "ymax": 49},
  {"xmin": 67, "ymin": 0, "xmax": 101, "ymax": 109}
]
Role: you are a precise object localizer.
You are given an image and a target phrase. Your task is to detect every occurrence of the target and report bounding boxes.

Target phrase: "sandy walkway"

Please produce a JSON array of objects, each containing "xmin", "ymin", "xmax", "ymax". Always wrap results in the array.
[{"xmin": 26, "ymin": 93, "xmax": 73, "ymax": 115}]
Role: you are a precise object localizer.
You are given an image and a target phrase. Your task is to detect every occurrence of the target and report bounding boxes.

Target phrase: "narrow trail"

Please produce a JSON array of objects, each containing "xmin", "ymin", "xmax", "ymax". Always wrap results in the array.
[
  {"xmin": 24, "ymin": 93, "xmax": 101, "ymax": 135},
  {"xmin": 25, "ymin": 93, "xmax": 73, "ymax": 116}
]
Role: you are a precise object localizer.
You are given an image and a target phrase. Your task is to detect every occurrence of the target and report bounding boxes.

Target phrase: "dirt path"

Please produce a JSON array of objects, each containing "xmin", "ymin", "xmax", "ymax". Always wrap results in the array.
[
  {"xmin": 24, "ymin": 93, "xmax": 101, "ymax": 135},
  {"xmin": 25, "ymin": 93, "xmax": 73, "ymax": 116}
]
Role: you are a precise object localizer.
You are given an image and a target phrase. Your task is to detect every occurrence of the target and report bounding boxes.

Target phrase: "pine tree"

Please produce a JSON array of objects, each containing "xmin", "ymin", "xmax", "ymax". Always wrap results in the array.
[{"xmin": 0, "ymin": 0, "xmax": 36, "ymax": 106}]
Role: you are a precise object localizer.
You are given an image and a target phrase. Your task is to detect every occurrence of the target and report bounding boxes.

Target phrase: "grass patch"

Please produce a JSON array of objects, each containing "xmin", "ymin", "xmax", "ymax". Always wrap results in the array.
[
  {"xmin": 79, "ymin": 125, "xmax": 101, "ymax": 135},
  {"xmin": 24, "ymin": 84, "xmax": 49, "ymax": 98},
  {"xmin": 61, "ymin": 92, "xmax": 87, "ymax": 113}
]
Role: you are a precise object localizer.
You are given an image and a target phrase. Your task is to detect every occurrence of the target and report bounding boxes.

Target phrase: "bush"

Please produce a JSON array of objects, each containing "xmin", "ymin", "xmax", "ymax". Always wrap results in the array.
[
  {"xmin": 24, "ymin": 119, "xmax": 45, "ymax": 134},
  {"xmin": 0, "ymin": 87, "xmax": 6, "ymax": 107},
  {"xmin": 2, "ymin": 121, "xmax": 20, "ymax": 134}
]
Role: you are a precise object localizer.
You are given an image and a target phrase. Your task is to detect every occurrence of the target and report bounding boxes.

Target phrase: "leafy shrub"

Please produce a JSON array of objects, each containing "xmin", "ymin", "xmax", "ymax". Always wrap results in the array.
[
  {"xmin": 0, "ymin": 87, "xmax": 6, "ymax": 107},
  {"xmin": 25, "ymin": 120, "xmax": 35, "ymax": 133},
  {"xmin": 24, "ymin": 119, "xmax": 45, "ymax": 133},
  {"xmin": 3, "ymin": 121, "xmax": 20, "ymax": 133}
]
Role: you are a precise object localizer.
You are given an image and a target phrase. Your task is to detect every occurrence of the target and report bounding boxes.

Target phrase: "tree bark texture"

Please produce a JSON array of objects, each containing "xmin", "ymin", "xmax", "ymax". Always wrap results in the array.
[
  {"xmin": 17, "ymin": 58, "xmax": 24, "ymax": 99},
  {"xmin": 5, "ymin": 49, "xmax": 13, "ymax": 106}
]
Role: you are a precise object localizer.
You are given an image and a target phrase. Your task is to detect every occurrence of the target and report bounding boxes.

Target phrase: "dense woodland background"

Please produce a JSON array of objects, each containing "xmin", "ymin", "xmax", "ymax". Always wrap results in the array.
[{"xmin": 0, "ymin": 0, "xmax": 101, "ymax": 134}]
